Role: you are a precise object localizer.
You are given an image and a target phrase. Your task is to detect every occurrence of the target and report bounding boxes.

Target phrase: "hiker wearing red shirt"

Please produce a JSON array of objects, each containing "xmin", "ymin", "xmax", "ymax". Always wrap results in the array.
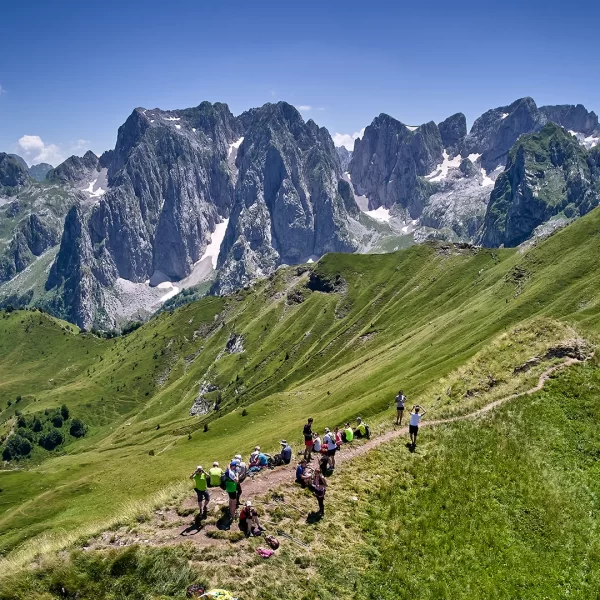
[{"xmin": 303, "ymin": 418, "xmax": 314, "ymax": 461}]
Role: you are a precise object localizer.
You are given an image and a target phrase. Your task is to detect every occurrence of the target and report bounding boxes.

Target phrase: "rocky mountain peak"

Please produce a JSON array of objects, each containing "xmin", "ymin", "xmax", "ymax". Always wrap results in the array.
[
  {"xmin": 0, "ymin": 153, "xmax": 30, "ymax": 188},
  {"xmin": 438, "ymin": 113, "xmax": 467, "ymax": 151}
]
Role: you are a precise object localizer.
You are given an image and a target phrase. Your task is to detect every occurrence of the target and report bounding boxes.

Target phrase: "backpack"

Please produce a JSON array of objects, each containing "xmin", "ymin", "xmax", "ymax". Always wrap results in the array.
[
  {"xmin": 341, "ymin": 430, "xmax": 347, "ymax": 443},
  {"xmin": 219, "ymin": 472, "xmax": 228, "ymax": 490},
  {"xmin": 265, "ymin": 535, "xmax": 280, "ymax": 550},
  {"xmin": 271, "ymin": 453, "xmax": 284, "ymax": 467},
  {"xmin": 365, "ymin": 424, "xmax": 371, "ymax": 439}
]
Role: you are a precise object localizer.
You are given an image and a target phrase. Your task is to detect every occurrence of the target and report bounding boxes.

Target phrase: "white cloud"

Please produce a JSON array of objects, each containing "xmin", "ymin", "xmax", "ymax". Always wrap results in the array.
[
  {"xmin": 297, "ymin": 105, "xmax": 312, "ymax": 112},
  {"xmin": 72, "ymin": 139, "xmax": 91, "ymax": 152},
  {"xmin": 331, "ymin": 128, "xmax": 366, "ymax": 151},
  {"xmin": 17, "ymin": 135, "xmax": 65, "ymax": 167}
]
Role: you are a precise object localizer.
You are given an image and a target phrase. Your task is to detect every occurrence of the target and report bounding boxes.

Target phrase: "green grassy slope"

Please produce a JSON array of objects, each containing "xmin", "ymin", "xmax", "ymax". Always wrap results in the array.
[
  {"xmin": 2, "ymin": 361, "xmax": 599, "ymax": 599},
  {"xmin": 1, "ymin": 206, "xmax": 600, "ymax": 563}
]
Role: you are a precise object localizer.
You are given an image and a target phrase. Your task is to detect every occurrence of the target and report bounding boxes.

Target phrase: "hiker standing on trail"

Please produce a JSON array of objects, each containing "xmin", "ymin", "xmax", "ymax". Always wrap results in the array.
[
  {"xmin": 409, "ymin": 405, "xmax": 426, "ymax": 447},
  {"xmin": 395, "ymin": 390, "xmax": 407, "ymax": 425},
  {"xmin": 303, "ymin": 418, "xmax": 314, "ymax": 461},
  {"xmin": 234, "ymin": 455, "xmax": 247, "ymax": 506},
  {"xmin": 225, "ymin": 461, "xmax": 240, "ymax": 519},
  {"xmin": 208, "ymin": 461, "xmax": 223, "ymax": 487},
  {"xmin": 334, "ymin": 427, "xmax": 343, "ymax": 448},
  {"xmin": 323, "ymin": 428, "xmax": 337, "ymax": 469},
  {"xmin": 310, "ymin": 468, "xmax": 327, "ymax": 517},
  {"xmin": 190, "ymin": 465, "xmax": 209, "ymax": 513}
]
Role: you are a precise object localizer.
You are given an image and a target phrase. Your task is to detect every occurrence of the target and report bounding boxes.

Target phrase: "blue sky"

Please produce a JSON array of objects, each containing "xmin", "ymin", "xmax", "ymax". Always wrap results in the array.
[{"xmin": 1, "ymin": 0, "xmax": 598, "ymax": 165}]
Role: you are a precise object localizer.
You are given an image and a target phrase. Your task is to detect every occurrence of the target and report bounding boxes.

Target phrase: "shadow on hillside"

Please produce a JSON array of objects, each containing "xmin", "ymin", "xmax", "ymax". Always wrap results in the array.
[
  {"xmin": 180, "ymin": 512, "xmax": 205, "ymax": 536},
  {"xmin": 306, "ymin": 511, "xmax": 323, "ymax": 524},
  {"xmin": 216, "ymin": 507, "xmax": 233, "ymax": 530}
]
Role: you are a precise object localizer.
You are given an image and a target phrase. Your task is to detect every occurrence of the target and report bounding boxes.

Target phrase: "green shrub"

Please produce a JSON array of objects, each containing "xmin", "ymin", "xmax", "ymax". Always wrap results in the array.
[
  {"xmin": 69, "ymin": 418, "xmax": 88, "ymax": 438},
  {"xmin": 60, "ymin": 404, "xmax": 70, "ymax": 420},
  {"xmin": 51, "ymin": 414, "xmax": 64, "ymax": 428},
  {"xmin": 39, "ymin": 429, "xmax": 63, "ymax": 451},
  {"xmin": 2, "ymin": 435, "xmax": 32, "ymax": 460}
]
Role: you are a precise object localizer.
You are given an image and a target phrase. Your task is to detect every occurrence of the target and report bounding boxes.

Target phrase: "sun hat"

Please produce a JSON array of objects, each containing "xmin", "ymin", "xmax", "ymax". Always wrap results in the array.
[
  {"xmin": 213, "ymin": 461, "xmax": 219, "ymax": 466},
  {"xmin": 197, "ymin": 465, "xmax": 203, "ymax": 470},
  {"xmin": 280, "ymin": 440, "xmax": 287, "ymax": 445},
  {"xmin": 324, "ymin": 427, "xmax": 330, "ymax": 433},
  {"xmin": 235, "ymin": 454, "xmax": 242, "ymax": 460},
  {"xmin": 245, "ymin": 500, "xmax": 252, "ymax": 507}
]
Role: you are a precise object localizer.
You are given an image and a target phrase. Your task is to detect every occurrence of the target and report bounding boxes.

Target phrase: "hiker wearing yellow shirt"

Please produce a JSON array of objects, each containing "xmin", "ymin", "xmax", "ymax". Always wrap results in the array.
[
  {"xmin": 344, "ymin": 422, "xmax": 354, "ymax": 442},
  {"xmin": 189, "ymin": 465, "xmax": 210, "ymax": 513},
  {"xmin": 354, "ymin": 417, "xmax": 367, "ymax": 438},
  {"xmin": 208, "ymin": 461, "xmax": 223, "ymax": 487}
]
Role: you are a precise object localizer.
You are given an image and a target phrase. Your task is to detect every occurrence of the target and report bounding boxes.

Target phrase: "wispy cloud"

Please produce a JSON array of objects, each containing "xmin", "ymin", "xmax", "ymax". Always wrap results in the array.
[
  {"xmin": 17, "ymin": 135, "xmax": 65, "ymax": 167},
  {"xmin": 0, "ymin": 84, "xmax": 5, "ymax": 96},
  {"xmin": 331, "ymin": 128, "xmax": 366, "ymax": 151},
  {"xmin": 297, "ymin": 105, "xmax": 312, "ymax": 112},
  {"xmin": 73, "ymin": 139, "xmax": 91, "ymax": 151}
]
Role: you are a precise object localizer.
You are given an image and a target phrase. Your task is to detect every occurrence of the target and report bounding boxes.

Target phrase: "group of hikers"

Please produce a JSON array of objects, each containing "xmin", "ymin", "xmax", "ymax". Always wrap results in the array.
[{"xmin": 189, "ymin": 393, "xmax": 426, "ymax": 533}]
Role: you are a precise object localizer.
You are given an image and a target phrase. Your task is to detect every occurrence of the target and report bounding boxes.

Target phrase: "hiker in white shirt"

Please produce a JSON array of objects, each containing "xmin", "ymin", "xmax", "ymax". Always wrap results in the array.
[
  {"xmin": 409, "ymin": 405, "xmax": 426, "ymax": 447},
  {"xmin": 323, "ymin": 427, "xmax": 337, "ymax": 469}
]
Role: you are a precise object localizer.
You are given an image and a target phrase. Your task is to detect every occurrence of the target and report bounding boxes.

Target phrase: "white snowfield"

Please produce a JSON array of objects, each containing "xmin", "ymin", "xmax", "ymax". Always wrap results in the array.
[
  {"xmin": 82, "ymin": 178, "xmax": 106, "ymax": 197},
  {"xmin": 165, "ymin": 116, "xmax": 181, "ymax": 121},
  {"xmin": 365, "ymin": 206, "xmax": 391, "ymax": 222},
  {"xmin": 500, "ymin": 113, "xmax": 509, "ymax": 120},
  {"xmin": 467, "ymin": 153, "xmax": 481, "ymax": 163},
  {"xmin": 426, "ymin": 151, "xmax": 462, "ymax": 182},
  {"xmin": 228, "ymin": 137, "xmax": 244, "ymax": 158},
  {"xmin": 175, "ymin": 125, "xmax": 181, "ymax": 130},
  {"xmin": 480, "ymin": 168, "xmax": 494, "ymax": 186},
  {"xmin": 200, "ymin": 218, "xmax": 229, "ymax": 269},
  {"xmin": 406, "ymin": 125, "xmax": 418, "ymax": 131}
]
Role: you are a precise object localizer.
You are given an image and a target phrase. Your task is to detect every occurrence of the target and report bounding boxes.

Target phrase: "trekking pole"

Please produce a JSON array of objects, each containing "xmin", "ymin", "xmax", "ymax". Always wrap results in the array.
[{"xmin": 276, "ymin": 529, "xmax": 310, "ymax": 549}]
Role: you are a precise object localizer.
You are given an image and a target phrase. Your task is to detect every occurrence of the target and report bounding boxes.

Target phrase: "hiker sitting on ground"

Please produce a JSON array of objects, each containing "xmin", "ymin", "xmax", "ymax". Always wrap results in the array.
[
  {"xmin": 303, "ymin": 417, "xmax": 314, "ymax": 461},
  {"xmin": 225, "ymin": 461, "xmax": 240, "ymax": 519},
  {"xmin": 310, "ymin": 468, "xmax": 327, "ymax": 517},
  {"xmin": 239, "ymin": 500, "xmax": 264, "ymax": 537},
  {"xmin": 353, "ymin": 417, "xmax": 367, "ymax": 438},
  {"xmin": 249, "ymin": 446, "xmax": 261, "ymax": 467},
  {"xmin": 395, "ymin": 390, "xmax": 406, "ymax": 426},
  {"xmin": 208, "ymin": 461, "xmax": 223, "ymax": 488},
  {"xmin": 409, "ymin": 404, "xmax": 426, "ymax": 447},
  {"xmin": 280, "ymin": 440, "xmax": 293, "ymax": 464},
  {"xmin": 334, "ymin": 426, "xmax": 343, "ymax": 449},
  {"xmin": 343, "ymin": 422, "xmax": 354, "ymax": 442},
  {"xmin": 312, "ymin": 431, "xmax": 322, "ymax": 454},
  {"xmin": 190, "ymin": 465, "xmax": 210, "ymax": 513},
  {"xmin": 295, "ymin": 459, "xmax": 311, "ymax": 486},
  {"xmin": 323, "ymin": 427, "xmax": 337, "ymax": 469}
]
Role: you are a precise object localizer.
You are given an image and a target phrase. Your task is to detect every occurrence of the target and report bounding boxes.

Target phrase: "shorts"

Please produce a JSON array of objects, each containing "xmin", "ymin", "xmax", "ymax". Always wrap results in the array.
[
  {"xmin": 409, "ymin": 424, "xmax": 419, "ymax": 435},
  {"xmin": 227, "ymin": 491, "xmax": 238, "ymax": 500},
  {"xmin": 397, "ymin": 406, "xmax": 405, "ymax": 412},
  {"xmin": 327, "ymin": 448, "xmax": 336, "ymax": 457},
  {"xmin": 195, "ymin": 488, "xmax": 209, "ymax": 502},
  {"xmin": 305, "ymin": 439, "xmax": 314, "ymax": 448}
]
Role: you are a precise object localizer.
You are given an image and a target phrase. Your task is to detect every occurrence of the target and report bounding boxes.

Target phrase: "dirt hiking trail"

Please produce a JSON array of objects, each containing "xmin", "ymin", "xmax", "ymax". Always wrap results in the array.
[{"xmin": 89, "ymin": 357, "xmax": 583, "ymax": 551}]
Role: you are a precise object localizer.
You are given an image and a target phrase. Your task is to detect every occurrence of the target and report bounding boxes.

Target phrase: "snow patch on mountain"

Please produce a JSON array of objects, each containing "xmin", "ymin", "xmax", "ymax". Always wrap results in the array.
[
  {"xmin": 228, "ymin": 137, "xmax": 244, "ymax": 158},
  {"xmin": 200, "ymin": 218, "xmax": 229, "ymax": 269},
  {"xmin": 365, "ymin": 207, "xmax": 391, "ymax": 222},
  {"xmin": 425, "ymin": 151, "xmax": 462, "ymax": 182}
]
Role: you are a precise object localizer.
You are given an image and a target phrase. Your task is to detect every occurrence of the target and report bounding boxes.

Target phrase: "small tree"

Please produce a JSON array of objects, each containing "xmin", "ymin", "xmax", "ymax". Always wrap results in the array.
[
  {"xmin": 69, "ymin": 418, "xmax": 88, "ymax": 438},
  {"xmin": 39, "ymin": 430, "xmax": 63, "ymax": 450},
  {"xmin": 2, "ymin": 435, "xmax": 32, "ymax": 460},
  {"xmin": 61, "ymin": 404, "xmax": 70, "ymax": 420}
]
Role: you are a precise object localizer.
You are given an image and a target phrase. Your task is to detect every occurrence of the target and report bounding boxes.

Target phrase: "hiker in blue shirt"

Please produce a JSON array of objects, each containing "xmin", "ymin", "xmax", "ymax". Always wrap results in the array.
[{"xmin": 280, "ymin": 440, "xmax": 293, "ymax": 464}]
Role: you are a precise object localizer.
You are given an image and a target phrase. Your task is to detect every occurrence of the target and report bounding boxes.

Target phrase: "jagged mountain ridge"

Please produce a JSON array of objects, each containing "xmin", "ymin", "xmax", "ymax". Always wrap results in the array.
[{"xmin": 1, "ymin": 96, "xmax": 599, "ymax": 329}]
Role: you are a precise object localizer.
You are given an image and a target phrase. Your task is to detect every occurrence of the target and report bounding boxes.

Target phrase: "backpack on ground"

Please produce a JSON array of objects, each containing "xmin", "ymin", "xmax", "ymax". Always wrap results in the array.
[
  {"xmin": 271, "ymin": 453, "xmax": 284, "ymax": 467},
  {"xmin": 365, "ymin": 424, "xmax": 371, "ymax": 439},
  {"xmin": 265, "ymin": 535, "xmax": 280, "ymax": 550}
]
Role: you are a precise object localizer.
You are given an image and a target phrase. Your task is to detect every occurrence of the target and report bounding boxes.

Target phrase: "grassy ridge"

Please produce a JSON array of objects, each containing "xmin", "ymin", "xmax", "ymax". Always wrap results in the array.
[
  {"xmin": 2, "ymin": 362, "xmax": 599, "ymax": 599},
  {"xmin": 1, "ymin": 207, "xmax": 600, "ymax": 562}
]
